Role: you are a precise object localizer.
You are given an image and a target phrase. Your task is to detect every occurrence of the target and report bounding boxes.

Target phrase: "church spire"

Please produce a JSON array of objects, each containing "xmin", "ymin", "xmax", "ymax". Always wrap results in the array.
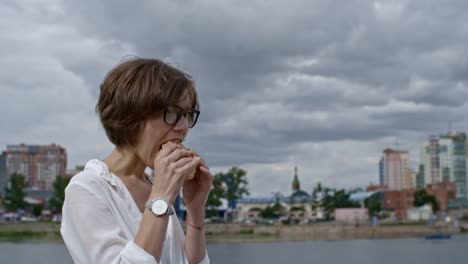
[{"xmin": 292, "ymin": 166, "xmax": 300, "ymax": 191}]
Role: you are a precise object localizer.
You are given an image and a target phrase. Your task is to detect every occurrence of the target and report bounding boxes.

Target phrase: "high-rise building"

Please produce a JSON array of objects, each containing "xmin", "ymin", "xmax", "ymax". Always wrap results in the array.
[
  {"xmin": 4, "ymin": 144, "xmax": 67, "ymax": 190},
  {"xmin": 381, "ymin": 148, "xmax": 410, "ymax": 190},
  {"xmin": 379, "ymin": 157, "xmax": 385, "ymax": 186},
  {"xmin": 0, "ymin": 152, "xmax": 7, "ymax": 195},
  {"xmin": 403, "ymin": 168, "xmax": 416, "ymax": 190},
  {"xmin": 419, "ymin": 132, "xmax": 467, "ymax": 199},
  {"xmin": 416, "ymin": 164, "xmax": 425, "ymax": 189}
]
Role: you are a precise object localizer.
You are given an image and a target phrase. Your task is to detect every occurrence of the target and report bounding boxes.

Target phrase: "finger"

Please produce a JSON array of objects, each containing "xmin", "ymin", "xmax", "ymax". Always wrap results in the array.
[
  {"xmin": 166, "ymin": 148, "xmax": 193, "ymax": 163},
  {"xmin": 187, "ymin": 148, "xmax": 208, "ymax": 167},
  {"xmin": 197, "ymin": 165, "xmax": 212, "ymax": 179},
  {"xmin": 172, "ymin": 156, "xmax": 193, "ymax": 169},
  {"xmin": 169, "ymin": 158, "xmax": 194, "ymax": 186},
  {"xmin": 155, "ymin": 143, "xmax": 180, "ymax": 160},
  {"xmin": 198, "ymin": 164, "xmax": 209, "ymax": 171},
  {"xmin": 155, "ymin": 142, "xmax": 186, "ymax": 164},
  {"xmin": 180, "ymin": 156, "xmax": 201, "ymax": 180}
]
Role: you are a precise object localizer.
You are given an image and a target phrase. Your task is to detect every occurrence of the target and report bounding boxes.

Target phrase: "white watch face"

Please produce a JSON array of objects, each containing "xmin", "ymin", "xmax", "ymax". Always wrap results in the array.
[{"xmin": 152, "ymin": 200, "xmax": 168, "ymax": 215}]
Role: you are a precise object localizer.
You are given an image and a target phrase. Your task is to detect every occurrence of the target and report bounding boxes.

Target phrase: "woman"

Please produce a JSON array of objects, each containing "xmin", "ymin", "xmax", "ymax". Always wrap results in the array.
[{"xmin": 61, "ymin": 58, "xmax": 212, "ymax": 264}]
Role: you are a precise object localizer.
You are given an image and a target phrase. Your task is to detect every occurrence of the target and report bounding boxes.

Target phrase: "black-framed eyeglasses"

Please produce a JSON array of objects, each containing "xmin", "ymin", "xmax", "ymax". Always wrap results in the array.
[{"xmin": 163, "ymin": 106, "xmax": 200, "ymax": 128}]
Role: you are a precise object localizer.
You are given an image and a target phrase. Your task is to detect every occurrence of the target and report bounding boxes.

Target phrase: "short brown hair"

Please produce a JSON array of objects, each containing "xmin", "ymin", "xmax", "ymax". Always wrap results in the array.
[{"xmin": 96, "ymin": 57, "xmax": 199, "ymax": 147}]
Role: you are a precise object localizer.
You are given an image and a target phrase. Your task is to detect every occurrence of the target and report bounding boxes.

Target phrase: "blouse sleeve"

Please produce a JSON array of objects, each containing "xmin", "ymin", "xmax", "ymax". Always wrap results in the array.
[
  {"xmin": 197, "ymin": 253, "xmax": 210, "ymax": 264},
  {"xmin": 61, "ymin": 183, "xmax": 157, "ymax": 264},
  {"xmin": 182, "ymin": 250, "xmax": 210, "ymax": 264}
]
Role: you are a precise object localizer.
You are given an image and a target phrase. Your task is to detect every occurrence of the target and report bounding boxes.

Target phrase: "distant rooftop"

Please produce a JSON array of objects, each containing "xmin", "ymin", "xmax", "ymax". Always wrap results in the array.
[
  {"xmin": 349, "ymin": 191, "xmax": 383, "ymax": 202},
  {"xmin": 237, "ymin": 195, "xmax": 315, "ymax": 204}
]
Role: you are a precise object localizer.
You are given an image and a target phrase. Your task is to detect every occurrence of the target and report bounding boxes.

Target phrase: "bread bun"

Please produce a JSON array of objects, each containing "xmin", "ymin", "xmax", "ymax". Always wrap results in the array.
[{"xmin": 161, "ymin": 140, "xmax": 197, "ymax": 181}]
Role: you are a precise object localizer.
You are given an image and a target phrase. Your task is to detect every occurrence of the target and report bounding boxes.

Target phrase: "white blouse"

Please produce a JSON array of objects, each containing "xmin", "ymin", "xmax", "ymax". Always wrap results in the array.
[{"xmin": 61, "ymin": 159, "xmax": 210, "ymax": 264}]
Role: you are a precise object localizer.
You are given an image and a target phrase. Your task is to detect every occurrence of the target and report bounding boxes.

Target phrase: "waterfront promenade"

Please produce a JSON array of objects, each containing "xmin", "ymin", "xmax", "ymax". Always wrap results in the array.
[{"xmin": 0, "ymin": 221, "xmax": 463, "ymax": 242}]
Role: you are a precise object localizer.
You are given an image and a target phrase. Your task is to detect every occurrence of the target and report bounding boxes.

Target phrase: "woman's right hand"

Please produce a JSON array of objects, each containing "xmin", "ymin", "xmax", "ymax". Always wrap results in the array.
[{"xmin": 150, "ymin": 142, "xmax": 201, "ymax": 204}]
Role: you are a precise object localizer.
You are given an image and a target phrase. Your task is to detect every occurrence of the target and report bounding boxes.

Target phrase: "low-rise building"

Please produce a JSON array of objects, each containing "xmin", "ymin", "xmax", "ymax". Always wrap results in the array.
[
  {"xmin": 407, "ymin": 205, "xmax": 432, "ymax": 221},
  {"xmin": 426, "ymin": 182, "xmax": 456, "ymax": 212},
  {"xmin": 381, "ymin": 182, "xmax": 456, "ymax": 220},
  {"xmin": 383, "ymin": 189, "xmax": 415, "ymax": 220},
  {"xmin": 236, "ymin": 167, "xmax": 317, "ymax": 222},
  {"xmin": 335, "ymin": 208, "xmax": 369, "ymax": 224}
]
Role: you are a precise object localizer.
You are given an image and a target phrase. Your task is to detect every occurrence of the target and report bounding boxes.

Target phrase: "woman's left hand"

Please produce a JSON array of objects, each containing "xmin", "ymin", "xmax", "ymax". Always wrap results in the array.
[{"xmin": 182, "ymin": 150, "xmax": 212, "ymax": 222}]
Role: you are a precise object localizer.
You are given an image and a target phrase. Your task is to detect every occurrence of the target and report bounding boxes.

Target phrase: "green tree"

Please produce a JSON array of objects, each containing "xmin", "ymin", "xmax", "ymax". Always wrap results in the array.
[
  {"xmin": 428, "ymin": 195, "xmax": 439, "ymax": 213},
  {"xmin": 365, "ymin": 194, "xmax": 382, "ymax": 217},
  {"xmin": 221, "ymin": 167, "xmax": 249, "ymax": 209},
  {"xmin": 3, "ymin": 173, "xmax": 26, "ymax": 211},
  {"xmin": 414, "ymin": 189, "xmax": 429, "ymax": 207},
  {"xmin": 312, "ymin": 182, "xmax": 323, "ymax": 199},
  {"xmin": 48, "ymin": 176, "xmax": 71, "ymax": 213},
  {"xmin": 272, "ymin": 192, "xmax": 283, "ymax": 215},
  {"xmin": 32, "ymin": 204, "xmax": 43, "ymax": 217},
  {"xmin": 413, "ymin": 189, "xmax": 439, "ymax": 212},
  {"xmin": 259, "ymin": 194, "xmax": 283, "ymax": 219},
  {"xmin": 321, "ymin": 187, "xmax": 333, "ymax": 218},
  {"xmin": 205, "ymin": 173, "xmax": 226, "ymax": 217},
  {"xmin": 322, "ymin": 188, "xmax": 360, "ymax": 219},
  {"xmin": 259, "ymin": 206, "xmax": 277, "ymax": 219}
]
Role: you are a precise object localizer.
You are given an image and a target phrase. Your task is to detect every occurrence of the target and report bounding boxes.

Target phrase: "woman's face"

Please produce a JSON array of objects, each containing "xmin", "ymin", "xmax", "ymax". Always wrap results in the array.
[{"xmin": 133, "ymin": 92, "xmax": 193, "ymax": 169}]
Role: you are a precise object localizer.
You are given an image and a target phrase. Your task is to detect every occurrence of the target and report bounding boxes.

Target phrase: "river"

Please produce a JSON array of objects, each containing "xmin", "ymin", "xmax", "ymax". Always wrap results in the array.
[{"xmin": 1, "ymin": 235, "xmax": 467, "ymax": 263}]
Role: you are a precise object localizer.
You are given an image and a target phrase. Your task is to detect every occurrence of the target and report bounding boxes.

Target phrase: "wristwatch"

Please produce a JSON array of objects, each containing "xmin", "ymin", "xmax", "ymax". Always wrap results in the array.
[{"xmin": 145, "ymin": 198, "xmax": 174, "ymax": 216}]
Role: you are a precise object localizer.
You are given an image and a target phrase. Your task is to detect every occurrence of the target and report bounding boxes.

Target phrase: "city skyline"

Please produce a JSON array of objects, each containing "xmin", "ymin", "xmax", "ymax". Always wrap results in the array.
[
  {"xmin": 1, "ymin": 0, "xmax": 468, "ymax": 197},
  {"xmin": 2, "ymin": 130, "xmax": 467, "ymax": 197}
]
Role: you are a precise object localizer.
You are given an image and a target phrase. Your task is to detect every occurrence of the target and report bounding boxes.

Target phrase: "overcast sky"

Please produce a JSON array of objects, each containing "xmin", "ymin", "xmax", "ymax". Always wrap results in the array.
[{"xmin": 1, "ymin": 0, "xmax": 468, "ymax": 197}]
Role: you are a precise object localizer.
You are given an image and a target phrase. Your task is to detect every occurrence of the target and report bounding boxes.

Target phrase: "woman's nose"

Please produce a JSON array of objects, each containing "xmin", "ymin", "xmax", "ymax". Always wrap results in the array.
[{"xmin": 173, "ymin": 114, "xmax": 189, "ymax": 132}]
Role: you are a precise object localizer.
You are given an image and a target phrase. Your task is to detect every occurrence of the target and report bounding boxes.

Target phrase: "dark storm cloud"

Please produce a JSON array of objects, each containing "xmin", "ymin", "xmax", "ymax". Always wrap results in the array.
[{"xmin": 2, "ymin": 0, "xmax": 468, "ymax": 195}]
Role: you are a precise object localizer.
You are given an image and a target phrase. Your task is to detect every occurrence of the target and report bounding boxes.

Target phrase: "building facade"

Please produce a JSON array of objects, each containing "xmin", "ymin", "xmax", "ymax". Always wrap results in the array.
[
  {"xmin": 382, "ymin": 182, "xmax": 456, "ymax": 220},
  {"xmin": 381, "ymin": 148, "xmax": 410, "ymax": 190},
  {"xmin": 416, "ymin": 164, "xmax": 425, "ymax": 189},
  {"xmin": 383, "ymin": 189, "xmax": 415, "ymax": 219},
  {"xmin": 419, "ymin": 132, "xmax": 467, "ymax": 199},
  {"xmin": 379, "ymin": 157, "xmax": 385, "ymax": 186},
  {"xmin": 403, "ymin": 168, "xmax": 416, "ymax": 190},
  {"xmin": 334, "ymin": 208, "xmax": 369, "ymax": 225},
  {"xmin": 0, "ymin": 152, "xmax": 7, "ymax": 195},
  {"xmin": 366, "ymin": 184, "xmax": 388, "ymax": 192},
  {"xmin": 4, "ymin": 144, "xmax": 67, "ymax": 190},
  {"xmin": 426, "ymin": 182, "xmax": 456, "ymax": 212}
]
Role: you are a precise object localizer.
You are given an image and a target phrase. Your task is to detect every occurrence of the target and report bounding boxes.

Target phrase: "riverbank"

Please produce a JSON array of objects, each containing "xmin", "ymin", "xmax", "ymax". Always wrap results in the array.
[
  {"xmin": 0, "ymin": 222, "xmax": 62, "ymax": 242},
  {"xmin": 205, "ymin": 221, "xmax": 464, "ymax": 242},
  {"xmin": 0, "ymin": 221, "xmax": 464, "ymax": 243}
]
